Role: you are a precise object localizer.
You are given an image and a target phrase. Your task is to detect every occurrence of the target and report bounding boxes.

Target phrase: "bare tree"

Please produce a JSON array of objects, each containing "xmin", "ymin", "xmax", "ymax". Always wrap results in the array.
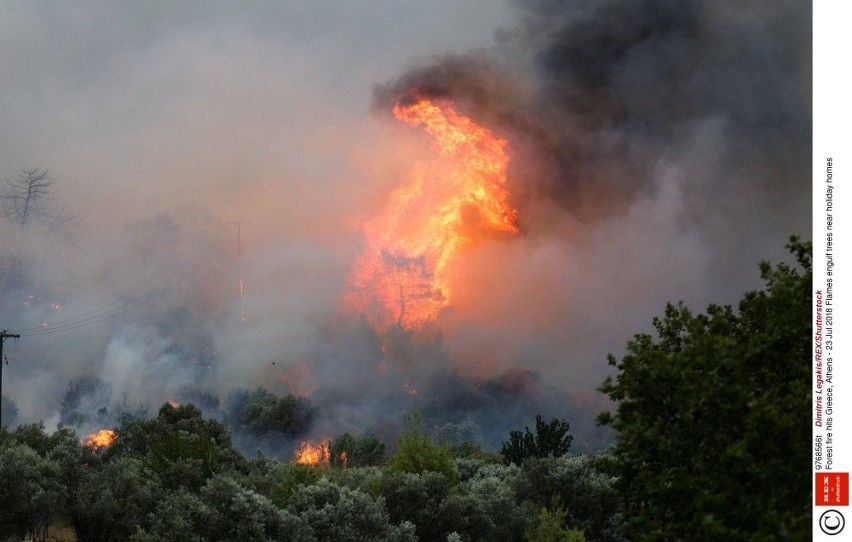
[{"xmin": 0, "ymin": 168, "xmax": 80, "ymax": 243}]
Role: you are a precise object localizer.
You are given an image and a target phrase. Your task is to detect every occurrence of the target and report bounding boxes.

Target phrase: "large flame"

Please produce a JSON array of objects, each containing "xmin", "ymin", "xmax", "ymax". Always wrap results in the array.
[
  {"xmin": 294, "ymin": 440, "xmax": 330, "ymax": 466},
  {"xmin": 84, "ymin": 429, "xmax": 117, "ymax": 450},
  {"xmin": 348, "ymin": 98, "xmax": 517, "ymax": 330}
]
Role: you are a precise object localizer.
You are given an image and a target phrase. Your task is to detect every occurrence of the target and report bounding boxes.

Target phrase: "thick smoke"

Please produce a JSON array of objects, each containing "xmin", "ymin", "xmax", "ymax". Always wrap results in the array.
[
  {"xmin": 0, "ymin": 1, "xmax": 809, "ymax": 457},
  {"xmin": 372, "ymin": 0, "xmax": 810, "ymax": 387}
]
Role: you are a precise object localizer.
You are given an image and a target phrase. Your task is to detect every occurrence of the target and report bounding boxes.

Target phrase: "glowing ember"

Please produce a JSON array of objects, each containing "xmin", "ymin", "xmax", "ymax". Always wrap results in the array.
[
  {"xmin": 84, "ymin": 429, "xmax": 117, "ymax": 450},
  {"xmin": 403, "ymin": 382, "xmax": 418, "ymax": 397},
  {"xmin": 347, "ymin": 98, "xmax": 517, "ymax": 330},
  {"xmin": 294, "ymin": 441, "xmax": 330, "ymax": 466}
]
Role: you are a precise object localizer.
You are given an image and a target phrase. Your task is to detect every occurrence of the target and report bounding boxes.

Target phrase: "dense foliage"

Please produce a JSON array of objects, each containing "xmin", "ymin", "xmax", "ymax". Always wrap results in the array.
[
  {"xmin": 500, "ymin": 414, "xmax": 574, "ymax": 466},
  {"xmin": 0, "ymin": 406, "xmax": 616, "ymax": 541},
  {"xmin": 599, "ymin": 237, "xmax": 811, "ymax": 540}
]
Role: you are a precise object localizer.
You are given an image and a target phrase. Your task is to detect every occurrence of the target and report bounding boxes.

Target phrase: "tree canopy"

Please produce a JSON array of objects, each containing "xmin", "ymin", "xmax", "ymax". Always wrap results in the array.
[
  {"xmin": 599, "ymin": 237, "xmax": 811, "ymax": 540},
  {"xmin": 501, "ymin": 415, "xmax": 574, "ymax": 466}
]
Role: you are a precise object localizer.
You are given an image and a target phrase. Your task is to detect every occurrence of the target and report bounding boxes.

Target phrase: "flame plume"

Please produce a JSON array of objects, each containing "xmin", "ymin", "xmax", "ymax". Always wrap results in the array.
[
  {"xmin": 348, "ymin": 98, "xmax": 517, "ymax": 330},
  {"xmin": 84, "ymin": 429, "xmax": 117, "ymax": 450}
]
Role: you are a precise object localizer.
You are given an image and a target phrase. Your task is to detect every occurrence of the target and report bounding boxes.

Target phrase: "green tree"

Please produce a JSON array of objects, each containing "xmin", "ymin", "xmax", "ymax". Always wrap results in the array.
[
  {"xmin": 501, "ymin": 415, "xmax": 573, "ymax": 465},
  {"xmin": 69, "ymin": 457, "xmax": 156, "ymax": 542},
  {"xmin": 525, "ymin": 497, "xmax": 586, "ymax": 542},
  {"xmin": 514, "ymin": 455, "xmax": 621, "ymax": 542},
  {"xmin": 133, "ymin": 475, "xmax": 309, "ymax": 542},
  {"xmin": 286, "ymin": 477, "xmax": 412, "ymax": 541},
  {"xmin": 386, "ymin": 410, "xmax": 457, "ymax": 483},
  {"xmin": 111, "ymin": 403, "xmax": 244, "ymax": 491},
  {"xmin": 329, "ymin": 432, "xmax": 386, "ymax": 468},
  {"xmin": 228, "ymin": 388, "xmax": 316, "ymax": 438},
  {"xmin": 380, "ymin": 471, "xmax": 452, "ymax": 542},
  {"xmin": 598, "ymin": 237, "xmax": 811, "ymax": 540},
  {"xmin": 0, "ymin": 442, "xmax": 62, "ymax": 541}
]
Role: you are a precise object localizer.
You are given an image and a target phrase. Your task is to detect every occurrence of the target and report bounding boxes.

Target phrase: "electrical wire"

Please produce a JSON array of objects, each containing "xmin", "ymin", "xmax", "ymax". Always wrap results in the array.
[
  {"xmin": 8, "ymin": 270, "xmax": 187, "ymax": 337},
  {"xmin": 17, "ymin": 280, "xmax": 184, "ymax": 337},
  {"xmin": 8, "ymin": 275, "xmax": 173, "ymax": 335}
]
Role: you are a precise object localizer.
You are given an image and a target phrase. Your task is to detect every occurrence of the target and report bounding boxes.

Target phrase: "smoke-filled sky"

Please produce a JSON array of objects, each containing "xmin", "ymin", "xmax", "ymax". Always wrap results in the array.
[{"xmin": 0, "ymin": 1, "xmax": 810, "ymax": 452}]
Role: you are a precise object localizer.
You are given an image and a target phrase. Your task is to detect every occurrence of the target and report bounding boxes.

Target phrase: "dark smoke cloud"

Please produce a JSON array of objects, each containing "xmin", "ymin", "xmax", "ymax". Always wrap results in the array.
[
  {"xmin": 371, "ymin": 0, "xmax": 810, "ymax": 390},
  {"xmin": 375, "ymin": 0, "xmax": 810, "ymax": 229}
]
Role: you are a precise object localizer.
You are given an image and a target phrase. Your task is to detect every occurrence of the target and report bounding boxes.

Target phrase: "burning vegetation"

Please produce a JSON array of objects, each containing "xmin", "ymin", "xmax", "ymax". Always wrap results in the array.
[
  {"xmin": 347, "ymin": 97, "xmax": 517, "ymax": 331},
  {"xmin": 83, "ymin": 429, "xmax": 116, "ymax": 450},
  {"xmin": 293, "ymin": 440, "xmax": 330, "ymax": 467}
]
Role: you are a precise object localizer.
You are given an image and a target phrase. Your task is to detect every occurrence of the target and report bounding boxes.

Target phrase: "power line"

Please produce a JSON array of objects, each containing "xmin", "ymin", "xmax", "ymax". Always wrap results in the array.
[
  {"xmin": 17, "ymin": 284, "xmax": 174, "ymax": 337},
  {"xmin": 8, "ymin": 275, "xmax": 171, "ymax": 335},
  {"xmin": 7, "ymin": 262, "xmax": 191, "ymax": 337}
]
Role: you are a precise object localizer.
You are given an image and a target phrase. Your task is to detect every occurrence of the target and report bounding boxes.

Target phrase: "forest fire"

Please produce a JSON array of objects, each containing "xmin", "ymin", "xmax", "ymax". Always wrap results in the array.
[
  {"xmin": 167, "ymin": 399, "xmax": 181, "ymax": 408},
  {"xmin": 347, "ymin": 97, "xmax": 517, "ymax": 330},
  {"xmin": 84, "ymin": 429, "xmax": 117, "ymax": 450},
  {"xmin": 294, "ymin": 440, "xmax": 330, "ymax": 466}
]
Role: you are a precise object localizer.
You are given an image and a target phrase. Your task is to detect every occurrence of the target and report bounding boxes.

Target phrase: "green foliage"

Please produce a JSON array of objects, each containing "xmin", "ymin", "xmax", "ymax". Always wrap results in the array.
[
  {"xmin": 526, "ymin": 497, "xmax": 587, "ymax": 542},
  {"xmin": 286, "ymin": 477, "xmax": 413, "ymax": 541},
  {"xmin": 441, "ymin": 471, "xmax": 536, "ymax": 541},
  {"xmin": 269, "ymin": 463, "xmax": 322, "ymax": 508},
  {"xmin": 501, "ymin": 415, "xmax": 574, "ymax": 465},
  {"xmin": 0, "ymin": 441, "xmax": 62, "ymax": 540},
  {"xmin": 330, "ymin": 432, "xmax": 386, "ymax": 468},
  {"xmin": 229, "ymin": 387, "xmax": 316, "ymax": 437},
  {"xmin": 386, "ymin": 409, "xmax": 457, "ymax": 483},
  {"xmin": 69, "ymin": 457, "xmax": 156, "ymax": 542},
  {"xmin": 110, "ymin": 402, "xmax": 244, "ymax": 491},
  {"xmin": 514, "ymin": 455, "xmax": 621, "ymax": 542},
  {"xmin": 133, "ymin": 475, "xmax": 308, "ymax": 542},
  {"xmin": 380, "ymin": 471, "xmax": 452, "ymax": 541},
  {"xmin": 7, "ymin": 420, "xmax": 77, "ymax": 457},
  {"xmin": 599, "ymin": 237, "xmax": 812, "ymax": 540}
]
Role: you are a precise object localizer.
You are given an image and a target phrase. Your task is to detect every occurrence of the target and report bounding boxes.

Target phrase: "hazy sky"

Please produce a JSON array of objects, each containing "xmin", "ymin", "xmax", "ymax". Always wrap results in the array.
[{"xmin": 0, "ymin": 2, "xmax": 514, "ymax": 239}]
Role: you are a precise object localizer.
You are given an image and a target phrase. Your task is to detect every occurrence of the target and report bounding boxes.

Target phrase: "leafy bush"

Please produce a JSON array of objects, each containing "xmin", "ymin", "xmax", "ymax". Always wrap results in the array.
[
  {"xmin": 228, "ymin": 387, "xmax": 316, "ymax": 437},
  {"xmin": 514, "ymin": 455, "xmax": 621, "ymax": 542},
  {"xmin": 133, "ymin": 475, "xmax": 309, "ymax": 542},
  {"xmin": 69, "ymin": 457, "xmax": 156, "ymax": 542},
  {"xmin": 386, "ymin": 410, "xmax": 457, "ymax": 484},
  {"xmin": 329, "ymin": 432, "xmax": 386, "ymax": 468},
  {"xmin": 380, "ymin": 471, "xmax": 452, "ymax": 541},
  {"xmin": 0, "ymin": 442, "xmax": 62, "ymax": 541},
  {"xmin": 501, "ymin": 415, "xmax": 573, "ymax": 465},
  {"xmin": 526, "ymin": 497, "xmax": 587, "ymax": 542},
  {"xmin": 287, "ymin": 477, "xmax": 412, "ymax": 541}
]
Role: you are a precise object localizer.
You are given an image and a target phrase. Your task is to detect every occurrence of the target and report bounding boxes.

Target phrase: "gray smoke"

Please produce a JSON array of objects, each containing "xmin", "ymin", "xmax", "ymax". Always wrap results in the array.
[{"xmin": 0, "ymin": 1, "xmax": 809, "ymax": 456}]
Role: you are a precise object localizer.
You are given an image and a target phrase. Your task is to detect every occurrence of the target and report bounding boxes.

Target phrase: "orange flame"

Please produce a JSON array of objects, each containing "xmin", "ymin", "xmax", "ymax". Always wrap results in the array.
[
  {"xmin": 167, "ymin": 399, "xmax": 181, "ymax": 408},
  {"xmin": 294, "ymin": 440, "xmax": 330, "ymax": 466},
  {"xmin": 84, "ymin": 429, "xmax": 117, "ymax": 450},
  {"xmin": 347, "ymin": 98, "xmax": 517, "ymax": 330}
]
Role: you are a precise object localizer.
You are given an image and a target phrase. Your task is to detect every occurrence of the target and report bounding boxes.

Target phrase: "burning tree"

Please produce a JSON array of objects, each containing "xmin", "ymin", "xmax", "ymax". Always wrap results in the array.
[{"xmin": 347, "ymin": 98, "xmax": 517, "ymax": 331}]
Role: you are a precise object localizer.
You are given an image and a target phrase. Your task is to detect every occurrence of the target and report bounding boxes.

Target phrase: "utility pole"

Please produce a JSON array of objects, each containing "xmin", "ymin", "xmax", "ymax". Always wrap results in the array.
[
  {"xmin": 227, "ymin": 220, "xmax": 250, "ymax": 322},
  {"xmin": 1, "ymin": 330, "xmax": 20, "ymax": 427}
]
